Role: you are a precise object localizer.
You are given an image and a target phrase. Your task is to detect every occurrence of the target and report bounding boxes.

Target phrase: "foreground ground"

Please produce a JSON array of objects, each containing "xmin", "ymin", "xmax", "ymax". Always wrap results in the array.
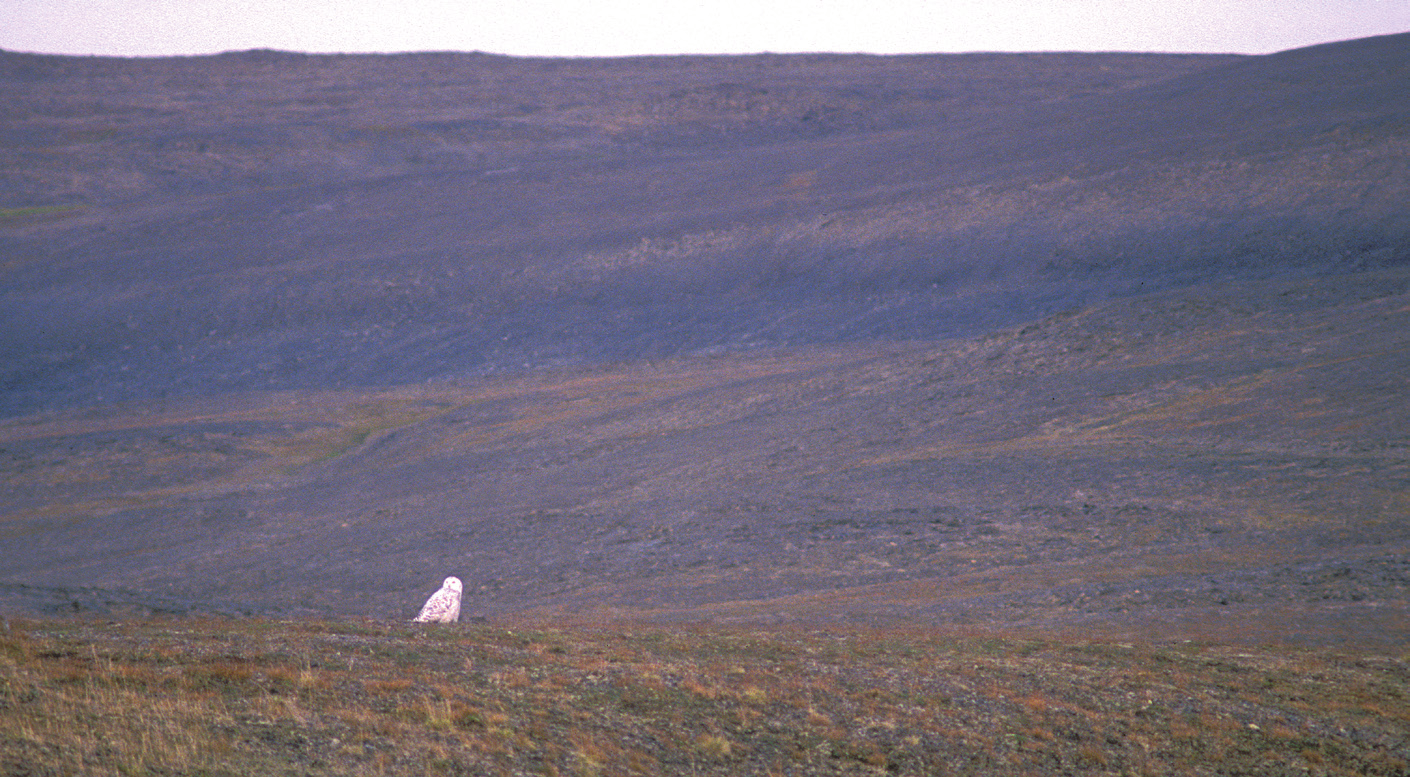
[{"xmin": 2, "ymin": 616, "xmax": 1407, "ymax": 776}]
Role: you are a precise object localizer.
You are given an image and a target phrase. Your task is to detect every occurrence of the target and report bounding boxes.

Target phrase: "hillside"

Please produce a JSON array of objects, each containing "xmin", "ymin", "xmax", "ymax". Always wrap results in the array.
[
  {"xmin": 3, "ymin": 618, "xmax": 1407, "ymax": 776},
  {"xmin": 3, "ymin": 37, "xmax": 1405, "ymax": 414},
  {"xmin": 1, "ymin": 34, "xmax": 1408, "ymax": 647}
]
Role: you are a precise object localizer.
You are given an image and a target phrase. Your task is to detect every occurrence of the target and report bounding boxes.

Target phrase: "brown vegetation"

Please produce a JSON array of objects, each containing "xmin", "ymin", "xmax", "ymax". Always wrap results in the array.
[{"xmin": 2, "ymin": 617, "xmax": 1407, "ymax": 775}]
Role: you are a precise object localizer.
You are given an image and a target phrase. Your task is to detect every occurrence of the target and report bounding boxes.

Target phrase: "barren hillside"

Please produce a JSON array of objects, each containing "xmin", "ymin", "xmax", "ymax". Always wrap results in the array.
[{"xmin": 1, "ymin": 34, "xmax": 1407, "ymax": 645}]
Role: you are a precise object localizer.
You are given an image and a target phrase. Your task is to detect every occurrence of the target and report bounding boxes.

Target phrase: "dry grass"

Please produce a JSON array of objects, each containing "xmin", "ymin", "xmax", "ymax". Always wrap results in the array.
[{"xmin": 1, "ymin": 617, "xmax": 1406, "ymax": 776}]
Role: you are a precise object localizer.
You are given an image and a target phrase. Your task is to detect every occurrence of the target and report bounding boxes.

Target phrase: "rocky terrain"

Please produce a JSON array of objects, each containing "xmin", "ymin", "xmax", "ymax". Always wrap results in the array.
[
  {"xmin": 1, "ymin": 33, "xmax": 1408, "ymax": 649},
  {"xmin": 4, "ymin": 618, "xmax": 1407, "ymax": 776}
]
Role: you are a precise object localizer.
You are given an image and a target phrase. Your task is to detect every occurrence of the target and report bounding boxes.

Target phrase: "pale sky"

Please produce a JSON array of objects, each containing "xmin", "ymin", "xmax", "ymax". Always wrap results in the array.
[{"xmin": 1, "ymin": 0, "xmax": 1407, "ymax": 58}]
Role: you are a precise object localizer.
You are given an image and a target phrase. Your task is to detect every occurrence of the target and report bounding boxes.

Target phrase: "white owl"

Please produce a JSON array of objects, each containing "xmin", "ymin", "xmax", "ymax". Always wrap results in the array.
[{"xmin": 413, "ymin": 576, "xmax": 463, "ymax": 623}]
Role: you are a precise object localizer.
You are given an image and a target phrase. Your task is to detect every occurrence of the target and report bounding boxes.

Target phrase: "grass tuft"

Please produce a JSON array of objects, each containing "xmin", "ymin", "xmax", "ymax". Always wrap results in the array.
[{"xmin": 0, "ymin": 204, "xmax": 84, "ymax": 224}]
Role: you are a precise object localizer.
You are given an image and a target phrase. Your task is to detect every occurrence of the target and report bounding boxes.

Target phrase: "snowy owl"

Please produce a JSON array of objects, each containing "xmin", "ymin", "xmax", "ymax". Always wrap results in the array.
[{"xmin": 413, "ymin": 576, "xmax": 462, "ymax": 623}]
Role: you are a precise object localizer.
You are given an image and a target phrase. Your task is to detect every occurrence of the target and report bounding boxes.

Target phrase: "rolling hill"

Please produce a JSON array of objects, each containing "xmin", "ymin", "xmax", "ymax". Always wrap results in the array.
[{"xmin": 1, "ymin": 33, "xmax": 1407, "ymax": 646}]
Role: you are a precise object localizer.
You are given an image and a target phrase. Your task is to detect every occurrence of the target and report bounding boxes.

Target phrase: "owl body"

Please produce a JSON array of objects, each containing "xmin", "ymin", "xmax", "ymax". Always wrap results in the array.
[{"xmin": 413, "ymin": 576, "xmax": 463, "ymax": 623}]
